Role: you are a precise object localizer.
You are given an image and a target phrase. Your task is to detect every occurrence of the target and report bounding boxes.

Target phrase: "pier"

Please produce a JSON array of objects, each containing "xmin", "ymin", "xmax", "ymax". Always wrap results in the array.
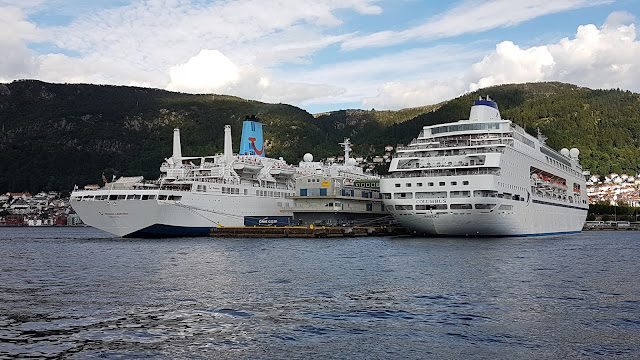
[
  {"xmin": 582, "ymin": 225, "xmax": 639, "ymax": 231},
  {"xmin": 210, "ymin": 226, "xmax": 406, "ymax": 238}
]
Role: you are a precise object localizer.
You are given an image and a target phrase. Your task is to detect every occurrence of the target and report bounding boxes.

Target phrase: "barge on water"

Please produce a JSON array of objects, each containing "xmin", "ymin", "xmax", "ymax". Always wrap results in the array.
[{"xmin": 209, "ymin": 226, "xmax": 406, "ymax": 238}]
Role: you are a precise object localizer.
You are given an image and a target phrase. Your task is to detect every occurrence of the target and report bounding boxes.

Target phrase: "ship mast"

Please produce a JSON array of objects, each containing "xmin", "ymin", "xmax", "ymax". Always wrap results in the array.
[{"xmin": 339, "ymin": 138, "xmax": 352, "ymax": 164}]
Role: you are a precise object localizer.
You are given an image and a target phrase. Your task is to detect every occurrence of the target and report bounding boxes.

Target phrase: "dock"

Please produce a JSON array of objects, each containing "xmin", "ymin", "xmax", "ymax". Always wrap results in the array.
[
  {"xmin": 210, "ymin": 226, "xmax": 406, "ymax": 238},
  {"xmin": 582, "ymin": 225, "xmax": 639, "ymax": 231}
]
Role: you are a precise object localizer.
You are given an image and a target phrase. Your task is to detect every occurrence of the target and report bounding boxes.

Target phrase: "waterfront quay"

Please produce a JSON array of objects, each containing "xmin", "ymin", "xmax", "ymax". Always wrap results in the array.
[
  {"xmin": 583, "ymin": 221, "xmax": 640, "ymax": 230},
  {"xmin": 210, "ymin": 226, "xmax": 406, "ymax": 238}
]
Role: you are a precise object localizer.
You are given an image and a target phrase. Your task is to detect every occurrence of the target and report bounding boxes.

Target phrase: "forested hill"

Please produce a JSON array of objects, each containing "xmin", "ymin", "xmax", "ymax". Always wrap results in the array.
[{"xmin": 0, "ymin": 80, "xmax": 638, "ymax": 192}]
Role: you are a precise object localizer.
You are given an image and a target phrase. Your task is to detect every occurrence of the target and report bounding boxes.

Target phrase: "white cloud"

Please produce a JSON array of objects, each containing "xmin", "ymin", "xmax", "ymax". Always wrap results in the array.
[
  {"xmin": 167, "ymin": 50, "xmax": 240, "ymax": 93},
  {"xmin": 362, "ymin": 79, "xmax": 466, "ymax": 110},
  {"xmin": 363, "ymin": 13, "xmax": 640, "ymax": 110},
  {"xmin": 289, "ymin": 44, "xmax": 486, "ymax": 107},
  {"xmin": 2, "ymin": 0, "xmax": 639, "ymax": 114},
  {"xmin": 5, "ymin": 0, "xmax": 380, "ymax": 98},
  {"xmin": 0, "ymin": 6, "xmax": 40, "ymax": 80},
  {"xmin": 342, "ymin": 0, "xmax": 613, "ymax": 50},
  {"xmin": 468, "ymin": 41, "xmax": 554, "ymax": 91},
  {"xmin": 167, "ymin": 49, "xmax": 345, "ymax": 104},
  {"xmin": 546, "ymin": 14, "xmax": 640, "ymax": 89}
]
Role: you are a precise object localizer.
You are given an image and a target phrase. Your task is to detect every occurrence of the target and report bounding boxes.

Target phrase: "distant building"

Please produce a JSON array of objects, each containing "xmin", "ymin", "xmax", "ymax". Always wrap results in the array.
[
  {"xmin": 67, "ymin": 214, "xmax": 84, "ymax": 226},
  {"xmin": 5, "ymin": 215, "xmax": 25, "ymax": 226}
]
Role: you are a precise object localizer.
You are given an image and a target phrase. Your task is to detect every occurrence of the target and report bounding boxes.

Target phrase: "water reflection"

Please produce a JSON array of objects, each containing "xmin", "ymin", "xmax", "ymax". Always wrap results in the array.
[{"xmin": 0, "ymin": 228, "xmax": 638, "ymax": 359}]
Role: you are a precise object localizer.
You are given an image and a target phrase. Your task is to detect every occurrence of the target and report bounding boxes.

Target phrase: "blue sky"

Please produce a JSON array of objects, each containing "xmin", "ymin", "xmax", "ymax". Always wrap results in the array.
[{"xmin": 1, "ymin": 0, "xmax": 639, "ymax": 113}]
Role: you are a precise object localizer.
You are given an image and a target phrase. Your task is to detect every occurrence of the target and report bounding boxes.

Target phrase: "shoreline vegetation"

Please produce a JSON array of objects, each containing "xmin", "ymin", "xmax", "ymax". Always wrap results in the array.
[{"xmin": 1, "ymin": 80, "xmax": 639, "ymax": 193}]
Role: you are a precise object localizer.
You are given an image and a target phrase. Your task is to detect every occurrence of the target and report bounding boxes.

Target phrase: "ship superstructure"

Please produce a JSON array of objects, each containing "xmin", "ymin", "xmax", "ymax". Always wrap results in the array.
[
  {"xmin": 379, "ymin": 97, "xmax": 589, "ymax": 236},
  {"xmin": 71, "ymin": 118, "xmax": 296, "ymax": 237},
  {"xmin": 288, "ymin": 139, "xmax": 388, "ymax": 226}
]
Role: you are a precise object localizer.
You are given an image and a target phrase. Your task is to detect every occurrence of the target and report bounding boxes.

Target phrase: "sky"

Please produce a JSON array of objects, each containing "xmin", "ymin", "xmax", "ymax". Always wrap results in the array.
[{"xmin": 1, "ymin": 0, "xmax": 639, "ymax": 113}]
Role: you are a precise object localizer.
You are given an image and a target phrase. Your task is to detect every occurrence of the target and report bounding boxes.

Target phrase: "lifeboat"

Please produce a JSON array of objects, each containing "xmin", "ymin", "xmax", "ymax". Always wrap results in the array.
[
  {"xmin": 233, "ymin": 156, "xmax": 264, "ymax": 173},
  {"xmin": 270, "ymin": 163, "xmax": 296, "ymax": 178}
]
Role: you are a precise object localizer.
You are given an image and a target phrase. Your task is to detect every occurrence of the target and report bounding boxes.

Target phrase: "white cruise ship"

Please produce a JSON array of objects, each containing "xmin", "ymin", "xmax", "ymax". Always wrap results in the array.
[
  {"xmin": 71, "ymin": 118, "xmax": 296, "ymax": 237},
  {"xmin": 379, "ymin": 97, "xmax": 589, "ymax": 236}
]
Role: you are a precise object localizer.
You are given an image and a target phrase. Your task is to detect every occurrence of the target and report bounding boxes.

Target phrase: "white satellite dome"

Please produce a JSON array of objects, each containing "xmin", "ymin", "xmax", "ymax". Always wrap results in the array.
[
  {"xmin": 560, "ymin": 148, "xmax": 570, "ymax": 157},
  {"xmin": 303, "ymin": 153, "xmax": 313, "ymax": 162},
  {"xmin": 346, "ymin": 158, "xmax": 357, "ymax": 166},
  {"xmin": 569, "ymin": 148, "xmax": 580, "ymax": 159}
]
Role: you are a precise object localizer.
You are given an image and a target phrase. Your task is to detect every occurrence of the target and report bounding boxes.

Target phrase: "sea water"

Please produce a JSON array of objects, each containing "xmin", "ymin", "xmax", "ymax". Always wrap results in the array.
[{"xmin": 0, "ymin": 227, "xmax": 638, "ymax": 359}]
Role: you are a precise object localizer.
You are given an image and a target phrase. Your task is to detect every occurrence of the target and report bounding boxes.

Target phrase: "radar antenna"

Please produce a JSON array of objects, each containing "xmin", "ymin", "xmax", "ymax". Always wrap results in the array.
[{"xmin": 338, "ymin": 138, "xmax": 353, "ymax": 164}]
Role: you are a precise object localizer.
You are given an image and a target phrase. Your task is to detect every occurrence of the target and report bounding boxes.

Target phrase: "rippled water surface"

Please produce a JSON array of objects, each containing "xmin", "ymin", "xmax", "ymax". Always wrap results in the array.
[{"xmin": 1, "ymin": 227, "xmax": 639, "ymax": 359}]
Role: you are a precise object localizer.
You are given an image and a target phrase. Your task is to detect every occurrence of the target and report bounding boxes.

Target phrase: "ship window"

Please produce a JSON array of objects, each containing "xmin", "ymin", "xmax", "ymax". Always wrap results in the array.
[
  {"xmin": 395, "ymin": 205, "xmax": 413, "ymax": 210},
  {"xmin": 463, "ymin": 181, "xmax": 469, "ymax": 185},
  {"xmin": 451, "ymin": 181, "xmax": 457, "ymax": 186},
  {"xmin": 474, "ymin": 190, "xmax": 498, "ymax": 197},
  {"xmin": 168, "ymin": 195, "xmax": 182, "ymax": 201},
  {"xmin": 158, "ymin": 195, "xmax": 168, "ymax": 200},
  {"xmin": 132, "ymin": 195, "xmax": 141, "ymax": 200},
  {"xmin": 382, "ymin": 193, "xmax": 391, "ymax": 199},
  {"xmin": 142, "ymin": 195, "xmax": 150, "ymax": 200},
  {"xmin": 475, "ymin": 203, "xmax": 496, "ymax": 209},
  {"xmin": 451, "ymin": 204, "xmax": 472, "ymax": 209},
  {"xmin": 439, "ymin": 182, "xmax": 445, "ymax": 186},
  {"xmin": 416, "ymin": 204, "xmax": 447, "ymax": 210},
  {"xmin": 450, "ymin": 191, "xmax": 471, "ymax": 198},
  {"xmin": 406, "ymin": 183, "xmax": 411, "ymax": 187},
  {"xmin": 395, "ymin": 183, "xmax": 400, "ymax": 187},
  {"xmin": 498, "ymin": 204, "xmax": 513, "ymax": 210},
  {"xmin": 117, "ymin": 195, "xmax": 126, "ymax": 200},
  {"xmin": 415, "ymin": 191, "xmax": 447, "ymax": 199},
  {"xmin": 393, "ymin": 192, "xmax": 413, "ymax": 199},
  {"xmin": 417, "ymin": 183, "xmax": 423, "ymax": 187},
  {"xmin": 428, "ymin": 182, "xmax": 434, "ymax": 186}
]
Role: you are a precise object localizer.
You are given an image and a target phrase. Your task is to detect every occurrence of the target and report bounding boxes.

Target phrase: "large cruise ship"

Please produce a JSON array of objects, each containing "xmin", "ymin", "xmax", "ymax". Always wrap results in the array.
[
  {"xmin": 379, "ymin": 97, "xmax": 589, "ymax": 236},
  {"xmin": 70, "ymin": 118, "xmax": 297, "ymax": 237}
]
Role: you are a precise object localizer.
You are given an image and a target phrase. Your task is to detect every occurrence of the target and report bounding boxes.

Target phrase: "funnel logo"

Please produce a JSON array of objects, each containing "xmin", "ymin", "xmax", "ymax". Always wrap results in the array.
[
  {"xmin": 248, "ymin": 137, "xmax": 264, "ymax": 155},
  {"xmin": 239, "ymin": 120, "xmax": 265, "ymax": 157}
]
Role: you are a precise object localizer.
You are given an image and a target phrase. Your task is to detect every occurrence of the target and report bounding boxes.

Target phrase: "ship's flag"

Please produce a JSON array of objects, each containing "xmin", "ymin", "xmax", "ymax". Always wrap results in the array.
[{"xmin": 102, "ymin": 173, "xmax": 108, "ymax": 184}]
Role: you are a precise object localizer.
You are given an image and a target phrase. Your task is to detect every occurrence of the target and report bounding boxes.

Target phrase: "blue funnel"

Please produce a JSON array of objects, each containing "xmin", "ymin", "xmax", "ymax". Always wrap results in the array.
[{"xmin": 239, "ymin": 117, "xmax": 265, "ymax": 157}]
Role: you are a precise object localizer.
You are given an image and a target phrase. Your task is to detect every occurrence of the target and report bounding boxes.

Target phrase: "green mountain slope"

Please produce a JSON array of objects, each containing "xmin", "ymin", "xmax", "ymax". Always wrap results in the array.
[{"xmin": 1, "ymin": 80, "xmax": 638, "ymax": 192}]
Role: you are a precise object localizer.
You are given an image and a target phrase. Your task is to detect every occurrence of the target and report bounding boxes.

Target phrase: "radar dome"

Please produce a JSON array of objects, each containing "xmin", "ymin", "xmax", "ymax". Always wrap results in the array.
[
  {"xmin": 303, "ymin": 153, "xmax": 313, "ymax": 162},
  {"xmin": 346, "ymin": 158, "xmax": 357, "ymax": 166},
  {"xmin": 560, "ymin": 148, "xmax": 570, "ymax": 157},
  {"xmin": 569, "ymin": 148, "xmax": 580, "ymax": 159}
]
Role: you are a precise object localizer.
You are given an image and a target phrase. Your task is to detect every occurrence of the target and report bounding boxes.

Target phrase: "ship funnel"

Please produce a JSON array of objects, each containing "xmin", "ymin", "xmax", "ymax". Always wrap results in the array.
[
  {"xmin": 172, "ymin": 128, "xmax": 182, "ymax": 161},
  {"xmin": 469, "ymin": 96, "xmax": 501, "ymax": 122},
  {"xmin": 224, "ymin": 125, "xmax": 233, "ymax": 163},
  {"xmin": 239, "ymin": 115, "xmax": 265, "ymax": 157}
]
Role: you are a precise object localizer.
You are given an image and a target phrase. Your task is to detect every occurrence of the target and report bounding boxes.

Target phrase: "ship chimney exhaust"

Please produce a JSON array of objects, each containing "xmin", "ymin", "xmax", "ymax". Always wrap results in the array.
[
  {"xmin": 173, "ymin": 128, "xmax": 182, "ymax": 161},
  {"xmin": 224, "ymin": 125, "xmax": 233, "ymax": 163}
]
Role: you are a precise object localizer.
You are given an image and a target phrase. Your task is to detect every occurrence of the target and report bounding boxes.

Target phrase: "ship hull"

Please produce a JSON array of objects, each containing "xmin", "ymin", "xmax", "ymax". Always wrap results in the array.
[
  {"xmin": 390, "ymin": 202, "xmax": 587, "ymax": 236},
  {"xmin": 71, "ymin": 189, "xmax": 293, "ymax": 237},
  {"xmin": 380, "ymin": 174, "xmax": 588, "ymax": 237}
]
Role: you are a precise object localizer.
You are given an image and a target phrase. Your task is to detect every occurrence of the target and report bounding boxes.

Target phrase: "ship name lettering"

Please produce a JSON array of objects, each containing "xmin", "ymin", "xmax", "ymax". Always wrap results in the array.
[{"xmin": 416, "ymin": 199, "xmax": 446, "ymax": 204}]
